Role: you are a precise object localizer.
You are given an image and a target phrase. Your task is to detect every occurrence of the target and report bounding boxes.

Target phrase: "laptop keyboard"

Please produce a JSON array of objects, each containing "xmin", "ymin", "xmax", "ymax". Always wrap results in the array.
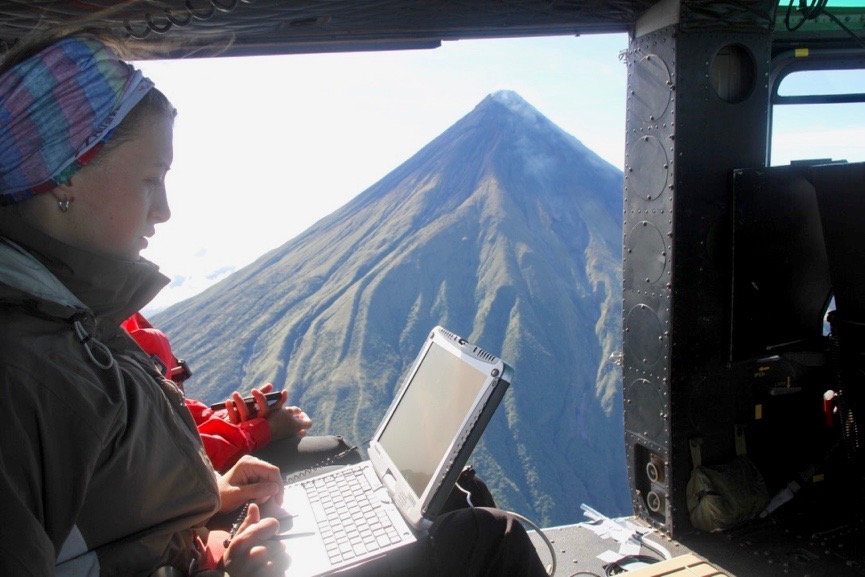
[{"xmin": 303, "ymin": 466, "xmax": 406, "ymax": 565}]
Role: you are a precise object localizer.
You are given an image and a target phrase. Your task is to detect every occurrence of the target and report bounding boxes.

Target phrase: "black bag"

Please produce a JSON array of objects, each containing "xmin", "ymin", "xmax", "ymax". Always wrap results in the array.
[{"xmin": 441, "ymin": 465, "xmax": 496, "ymax": 512}]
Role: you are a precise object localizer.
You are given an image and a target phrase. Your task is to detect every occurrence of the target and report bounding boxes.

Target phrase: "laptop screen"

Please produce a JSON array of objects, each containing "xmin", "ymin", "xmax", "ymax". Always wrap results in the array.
[{"xmin": 377, "ymin": 340, "xmax": 488, "ymax": 496}]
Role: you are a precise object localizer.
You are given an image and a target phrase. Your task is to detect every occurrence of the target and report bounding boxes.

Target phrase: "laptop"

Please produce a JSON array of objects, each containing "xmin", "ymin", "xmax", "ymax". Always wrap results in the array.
[{"xmin": 274, "ymin": 326, "xmax": 512, "ymax": 576}]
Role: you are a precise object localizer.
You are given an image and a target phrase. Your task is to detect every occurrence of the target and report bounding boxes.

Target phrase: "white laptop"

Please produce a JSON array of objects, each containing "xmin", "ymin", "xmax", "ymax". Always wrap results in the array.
[{"xmin": 275, "ymin": 326, "xmax": 512, "ymax": 576}]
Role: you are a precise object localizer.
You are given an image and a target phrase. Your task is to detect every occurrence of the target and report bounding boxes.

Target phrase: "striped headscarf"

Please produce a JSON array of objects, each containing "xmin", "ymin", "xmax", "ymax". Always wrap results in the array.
[{"xmin": 0, "ymin": 36, "xmax": 154, "ymax": 205}]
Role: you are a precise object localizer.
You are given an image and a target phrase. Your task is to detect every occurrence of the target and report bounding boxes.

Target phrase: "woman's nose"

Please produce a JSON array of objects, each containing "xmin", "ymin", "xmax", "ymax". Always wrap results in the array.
[{"xmin": 151, "ymin": 187, "xmax": 171, "ymax": 224}]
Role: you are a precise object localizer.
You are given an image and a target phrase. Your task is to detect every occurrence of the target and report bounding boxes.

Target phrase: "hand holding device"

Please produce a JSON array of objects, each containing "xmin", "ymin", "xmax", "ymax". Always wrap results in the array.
[{"xmin": 210, "ymin": 390, "xmax": 282, "ymax": 412}]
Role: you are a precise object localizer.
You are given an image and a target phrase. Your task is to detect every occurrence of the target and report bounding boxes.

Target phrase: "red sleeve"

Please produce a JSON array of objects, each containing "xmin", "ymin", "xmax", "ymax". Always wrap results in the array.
[
  {"xmin": 121, "ymin": 313, "xmax": 175, "ymax": 380},
  {"xmin": 184, "ymin": 398, "xmax": 215, "ymax": 426},
  {"xmin": 183, "ymin": 399, "xmax": 272, "ymax": 472}
]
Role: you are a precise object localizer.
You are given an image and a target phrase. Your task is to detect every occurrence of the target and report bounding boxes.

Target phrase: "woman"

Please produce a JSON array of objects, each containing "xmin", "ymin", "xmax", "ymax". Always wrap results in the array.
[
  {"xmin": 0, "ymin": 31, "xmax": 549, "ymax": 577},
  {"xmin": 0, "ymin": 32, "xmax": 286, "ymax": 576}
]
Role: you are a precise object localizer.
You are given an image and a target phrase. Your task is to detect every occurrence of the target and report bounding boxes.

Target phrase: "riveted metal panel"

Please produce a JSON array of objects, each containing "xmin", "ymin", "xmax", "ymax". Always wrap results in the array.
[{"xmin": 622, "ymin": 9, "xmax": 772, "ymax": 535}]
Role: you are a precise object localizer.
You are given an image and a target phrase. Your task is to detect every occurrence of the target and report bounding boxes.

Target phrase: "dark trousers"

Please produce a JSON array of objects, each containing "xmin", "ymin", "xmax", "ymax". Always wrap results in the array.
[{"xmin": 253, "ymin": 435, "xmax": 362, "ymax": 474}]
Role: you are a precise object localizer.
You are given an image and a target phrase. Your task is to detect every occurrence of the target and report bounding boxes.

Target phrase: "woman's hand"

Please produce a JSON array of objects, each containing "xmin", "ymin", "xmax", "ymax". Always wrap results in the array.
[
  {"xmin": 222, "ymin": 503, "xmax": 288, "ymax": 576},
  {"xmin": 225, "ymin": 384, "xmax": 288, "ymax": 423},
  {"xmin": 217, "ymin": 455, "xmax": 284, "ymax": 514},
  {"xmin": 223, "ymin": 384, "xmax": 312, "ymax": 441},
  {"xmin": 266, "ymin": 406, "xmax": 313, "ymax": 441}
]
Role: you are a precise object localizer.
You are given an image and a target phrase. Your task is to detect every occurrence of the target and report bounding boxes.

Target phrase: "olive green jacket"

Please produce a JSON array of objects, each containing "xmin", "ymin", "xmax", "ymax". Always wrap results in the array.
[{"xmin": 0, "ymin": 214, "xmax": 220, "ymax": 577}]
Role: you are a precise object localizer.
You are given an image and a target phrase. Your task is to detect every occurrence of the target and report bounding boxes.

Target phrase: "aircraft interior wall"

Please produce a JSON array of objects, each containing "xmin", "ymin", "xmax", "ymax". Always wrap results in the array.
[
  {"xmin": 622, "ymin": 4, "xmax": 865, "ymax": 574},
  {"xmin": 667, "ymin": 161, "xmax": 865, "ymax": 576},
  {"xmin": 624, "ymin": 49, "xmax": 865, "ymax": 573},
  {"xmin": 729, "ymin": 161, "xmax": 865, "ymax": 508}
]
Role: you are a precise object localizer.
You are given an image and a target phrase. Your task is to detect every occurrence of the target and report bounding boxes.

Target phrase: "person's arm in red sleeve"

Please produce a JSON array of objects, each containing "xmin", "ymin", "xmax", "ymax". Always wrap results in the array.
[
  {"xmin": 225, "ymin": 386, "xmax": 313, "ymax": 441},
  {"xmin": 122, "ymin": 314, "xmax": 277, "ymax": 472},
  {"xmin": 185, "ymin": 398, "xmax": 272, "ymax": 472}
]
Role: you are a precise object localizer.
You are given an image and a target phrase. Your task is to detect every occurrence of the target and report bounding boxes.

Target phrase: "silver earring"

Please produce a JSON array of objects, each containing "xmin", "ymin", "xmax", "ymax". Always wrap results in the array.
[{"xmin": 58, "ymin": 196, "xmax": 71, "ymax": 213}]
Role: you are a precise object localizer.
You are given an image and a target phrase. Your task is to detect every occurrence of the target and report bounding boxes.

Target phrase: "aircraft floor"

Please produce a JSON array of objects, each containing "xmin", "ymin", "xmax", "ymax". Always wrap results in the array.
[
  {"xmin": 528, "ymin": 510, "xmax": 865, "ymax": 576},
  {"xmin": 527, "ymin": 519, "xmax": 695, "ymax": 577}
]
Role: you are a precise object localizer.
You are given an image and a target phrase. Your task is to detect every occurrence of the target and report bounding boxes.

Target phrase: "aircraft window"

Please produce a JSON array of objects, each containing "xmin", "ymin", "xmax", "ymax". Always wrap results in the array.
[
  {"xmin": 777, "ymin": 68, "xmax": 865, "ymax": 97},
  {"xmin": 710, "ymin": 44, "xmax": 756, "ymax": 103},
  {"xmin": 814, "ymin": 0, "xmax": 865, "ymax": 7},
  {"xmin": 778, "ymin": 0, "xmax": 865, "ymax": 6},
  {"xmin": 770, "ymin": 66, "xmax": 865, "ymax": 165},
  {"xmin": 771, "ymin": 101, "xmax": 865, "ymax": 165}
]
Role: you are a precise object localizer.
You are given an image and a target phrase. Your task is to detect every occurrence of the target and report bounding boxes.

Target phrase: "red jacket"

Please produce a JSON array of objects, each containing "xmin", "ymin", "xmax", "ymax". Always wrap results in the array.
[{"xmin": 121, "ymin": 313, "xmax": 272, "ymax": 472}]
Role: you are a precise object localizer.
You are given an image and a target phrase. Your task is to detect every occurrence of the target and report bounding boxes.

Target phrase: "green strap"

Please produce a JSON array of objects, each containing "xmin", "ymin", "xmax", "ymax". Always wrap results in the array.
[
  {"xmin": 735, "ymin": 424, "xmax": 747, "ymax": 456},
  {"xmin": 689, "ymin": 437, "xmax": 703, "ymax": 470}
]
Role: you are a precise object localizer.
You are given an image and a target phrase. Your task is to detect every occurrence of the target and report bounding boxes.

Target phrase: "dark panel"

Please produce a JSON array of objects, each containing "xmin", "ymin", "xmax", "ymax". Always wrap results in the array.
[
  {"xmin": 731, "ymin": 165, "xmax": 833, "ymax": 361},
  {"xmin": 622, "ymin": 8, "xmax": 773, "ymax": 535},
  {"xmin": 622, "ymin": 22, "xmax": 677, "ymax": 533},
  {"xmin": 812, "ymin": 162, "xmax": 865, "ymax": 322},
  {"xmin": 812, "ymin": 162, "xmax": 865, "ymax": 470}
]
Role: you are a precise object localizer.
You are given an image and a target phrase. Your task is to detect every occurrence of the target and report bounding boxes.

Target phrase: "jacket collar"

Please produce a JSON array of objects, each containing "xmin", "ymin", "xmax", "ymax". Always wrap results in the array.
[{"xmin": 0, "ymin": 209, "xmax": 169, "ymax": 326}]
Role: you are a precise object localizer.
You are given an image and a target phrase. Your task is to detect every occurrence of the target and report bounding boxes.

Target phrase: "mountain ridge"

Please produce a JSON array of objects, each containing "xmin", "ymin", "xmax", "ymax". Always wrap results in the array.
[{"xmin": 154, "ymin": 90, "xmax": 628, "ymax": 525}]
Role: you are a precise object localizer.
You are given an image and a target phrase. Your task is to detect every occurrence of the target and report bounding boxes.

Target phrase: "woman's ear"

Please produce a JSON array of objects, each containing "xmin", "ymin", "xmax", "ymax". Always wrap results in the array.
[
  {"xmin": 47, "ymin": 186, "xmax": 66, "ymax": 203},
  {"xmin": 46, "ymin": 183, "xmax": 76, "ymax": 212}
]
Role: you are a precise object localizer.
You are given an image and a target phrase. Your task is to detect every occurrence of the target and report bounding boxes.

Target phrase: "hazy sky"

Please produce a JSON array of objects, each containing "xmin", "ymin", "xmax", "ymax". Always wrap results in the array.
[{"xmin": 135, "ymin": 32, "xmax": 863, "ymax": 314}]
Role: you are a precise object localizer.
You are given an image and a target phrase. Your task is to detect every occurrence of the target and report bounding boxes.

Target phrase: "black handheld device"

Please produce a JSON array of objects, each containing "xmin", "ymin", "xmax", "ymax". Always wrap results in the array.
[{"xmin": 209, "ymin": 390, "xmax": 282, "ymax": 412}]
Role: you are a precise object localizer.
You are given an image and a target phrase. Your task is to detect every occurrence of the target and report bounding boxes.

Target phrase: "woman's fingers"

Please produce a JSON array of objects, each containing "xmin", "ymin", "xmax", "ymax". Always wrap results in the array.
[
  {"xmin": 232, "ymin": 391, "xmax": 250, "ymax": 421},
  {"xmin": 227, "ymin": 504, "xmax": 288, "ymax": 574},
  {"xmin": 225, "ymin": 398, "xmax": 239, "ymax": 423}
]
